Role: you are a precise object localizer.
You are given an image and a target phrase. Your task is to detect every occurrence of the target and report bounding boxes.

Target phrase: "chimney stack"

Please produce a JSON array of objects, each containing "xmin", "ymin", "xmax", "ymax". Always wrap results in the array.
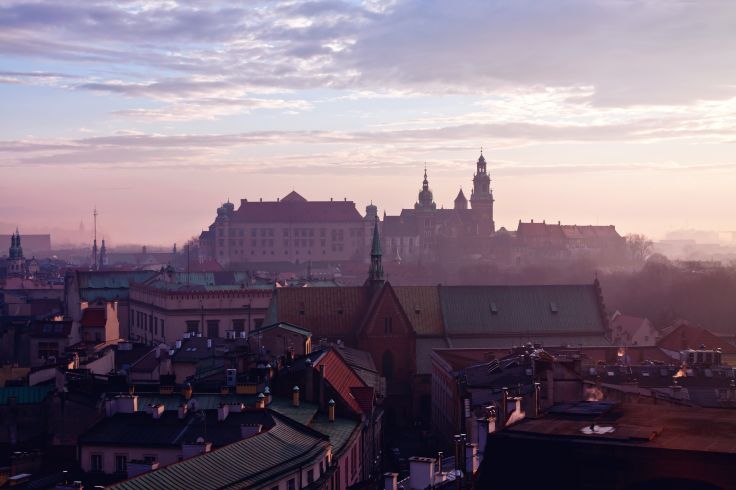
[
  {"xmin": 383, "ymin": 473, "xmax": 398, "ymax": 490},
  {"xmin": 499, "ymin": 387, "xmax": 509, "ymax": 427},
  {"xmin": 149, "ymin": 404, "xmax": 164, "ymax": 419},
  {"xmin": 264, "ymin": 386, "xmax": 272, "ymax": 405},
  {"xmin": 328, "ymin": 399, "xmax": 335, "ymax": 422},
  {"xmin": 182, "ymin": 383, "xmax": 193, "ymax": 400},
  {"xmin": 409, "ymin": 457, "xmax": 435, "ymax": 490},
  {"xmin": 305, "ymin": 358, "xmax": 314, "ymax": 402},
  {"xmin": 217, "ymin": 403, "xmax": 229, "ymax": 421},
  {"xmin": 465, "ymin": 443, "xmax": 479, "ymax": 476},
  {"xmin": 292, "ymin": 386, "xmax": 300, "ymax": 407},
  {"xmin": 256, "ymin": 393, "xmax": 265, "ymax": 409},
  {"xmin": 532, "ymin": 382, "xmax": 542, "ymax": 417},
  {"xmin": 319, "ymin": 364, "xmax": 326, "ymax": 409},
  {"xmin": 178, "ymin": 404, "xmax": 188, "ymax": 419}
]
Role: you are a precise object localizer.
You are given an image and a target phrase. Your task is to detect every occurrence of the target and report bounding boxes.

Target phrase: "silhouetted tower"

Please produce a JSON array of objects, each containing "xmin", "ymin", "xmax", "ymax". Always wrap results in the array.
[
  {"xmin": 454, "ymin": 187, "xmax": 468, "ymax": 210},
  {"xmin": 366, "ymin": 217, "xmax": 385, "ymax": 289},
  {"xmin": 414, "ymin": 165, "xmax": 437, "ymax": 211},
  {"xmin": 99, "ymin": 239, "xmax": 107, "ymax": 270},
  {"xmin": 7, "ymin": 229, "xmax": 25, "ymax": 277},
  {"xmin": 470, "ymin": 149, "xmax": 495, "ymax": 234},
  {"xmin": 92, "ymin": 207, "xmax": 99, "ymax": 271}
]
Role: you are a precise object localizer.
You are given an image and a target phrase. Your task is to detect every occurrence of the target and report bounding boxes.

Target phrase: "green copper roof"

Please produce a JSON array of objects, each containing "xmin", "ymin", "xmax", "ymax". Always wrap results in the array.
[
  {"xmin": 439, "ymin": 285, "xmax": 607, "ymax": 336},
  {"xmin": 310, "ymin": 416, "xmax": 360, "ymax": 457},
  {"xmin": 109, "ymin": 414, "xmax": 329, "ymax": 490},
  {"xmin": 0, "ymin": 385, "xmax": 54, "ymax": 405}
]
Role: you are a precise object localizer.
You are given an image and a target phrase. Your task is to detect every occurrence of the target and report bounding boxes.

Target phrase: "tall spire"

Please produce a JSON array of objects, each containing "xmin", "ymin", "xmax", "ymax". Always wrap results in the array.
[
  {"xmin": 92, "ymin": 207, "xmax": 99, "ymax": 271},
  {"xmin": 367, "ymin": 217, "xmax": 384, "ymax": 285},
  {"xmin": 415, "ymin": 164, "xmax": 436, "ymax": 211}
]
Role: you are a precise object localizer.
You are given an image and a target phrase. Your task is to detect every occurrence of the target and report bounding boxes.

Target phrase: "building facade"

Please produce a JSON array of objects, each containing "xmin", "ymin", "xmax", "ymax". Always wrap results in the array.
[{"xmin": 199, "ymin": 191, "xmax": 370, "ymax": 267}]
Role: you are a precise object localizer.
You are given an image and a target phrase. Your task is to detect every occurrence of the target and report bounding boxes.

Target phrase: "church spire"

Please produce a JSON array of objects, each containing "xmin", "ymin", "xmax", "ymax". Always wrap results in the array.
[{"xmin": 367, "ymin": 217, "xmax": 384, "ymax": 285}]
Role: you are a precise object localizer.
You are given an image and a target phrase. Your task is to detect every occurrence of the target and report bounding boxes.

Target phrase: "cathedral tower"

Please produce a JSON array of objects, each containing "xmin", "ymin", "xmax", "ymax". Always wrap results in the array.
[{"xmin": 470, "ymin": 150, "xmax": 495, "ymax": 234}]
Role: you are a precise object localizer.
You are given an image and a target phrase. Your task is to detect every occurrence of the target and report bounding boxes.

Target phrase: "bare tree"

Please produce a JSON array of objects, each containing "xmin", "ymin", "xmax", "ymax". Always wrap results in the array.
[{"xmin": 625, "ymin": 233, "xmax": 653, "ymax": 263}]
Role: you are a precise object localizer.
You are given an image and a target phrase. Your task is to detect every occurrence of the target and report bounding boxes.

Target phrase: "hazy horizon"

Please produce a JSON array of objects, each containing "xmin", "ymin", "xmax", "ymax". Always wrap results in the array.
[{"xmin": 3, "ymin": 1, "xmax": 736, "ymax": 246}]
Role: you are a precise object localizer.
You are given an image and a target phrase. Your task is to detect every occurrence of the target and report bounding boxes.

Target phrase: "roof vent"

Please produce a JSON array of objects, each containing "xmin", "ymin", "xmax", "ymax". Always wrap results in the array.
[
  {"xmin": 550, "ymin": 302, "xmax": 559, "ymax": 314},
  {"xmin": 489, "ymin": 302, "xmax": 498, "ymax": 314}
]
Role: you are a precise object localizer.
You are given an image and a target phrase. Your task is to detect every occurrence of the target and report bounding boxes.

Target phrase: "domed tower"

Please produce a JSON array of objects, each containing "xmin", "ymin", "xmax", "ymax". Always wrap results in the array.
[
  {"xmin": 7, "ymin": 229, "xmax": 25, "ymax": 277},
  {"xmin": 414, "ymin": 166, "xmax": 437, "ymax": 211},
  {"xmin": 470, "ymin": 150, "xmax": 495, "ymax": 234},
  {"xmin": 454, "ymin": 188, "xmax": 468, "ymax": 210}
]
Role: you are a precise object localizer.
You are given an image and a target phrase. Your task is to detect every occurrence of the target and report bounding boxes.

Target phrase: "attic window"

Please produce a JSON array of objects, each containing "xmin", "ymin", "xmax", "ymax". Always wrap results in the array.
[
  {"xmin": 489, "ymin": 302, "xmax": 498, "ymax": 314},
  {"xmin": 550, "ymin": 302, "xmax": 559, "ymax": 314}
]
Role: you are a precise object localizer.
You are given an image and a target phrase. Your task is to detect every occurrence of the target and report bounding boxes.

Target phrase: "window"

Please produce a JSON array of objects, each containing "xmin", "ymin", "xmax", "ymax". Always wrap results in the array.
[
  {"xmin": 232, "ymin": 319, "xmax": 245, "ymax": 332},
  {"xmin": 307, "ymin": 469, "xmax": 314, "ymax": 484},
  {"xmin": 186, "ymin": 320, "xmax": 200, "ymax": 334},
  {"xmin": 207, "ymin": 320, "xmax": 220, "ymax": 338},
  {"xmin": 115, "ymin": 454, "xmax": 127, "ymax": 473},
  {"xmin": 287, "ymin": 478, "xmax": 296, "ymax": 490},
  {"xmin": 91, "ymin": 454, "xmax": 103, "ymax": 472}
]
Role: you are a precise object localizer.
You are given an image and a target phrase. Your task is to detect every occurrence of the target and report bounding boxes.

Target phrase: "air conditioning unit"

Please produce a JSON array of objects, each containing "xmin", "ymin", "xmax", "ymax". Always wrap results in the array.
[{"xmin": 226, "ymin": 369, "xmax": 237, "ymax": 387}]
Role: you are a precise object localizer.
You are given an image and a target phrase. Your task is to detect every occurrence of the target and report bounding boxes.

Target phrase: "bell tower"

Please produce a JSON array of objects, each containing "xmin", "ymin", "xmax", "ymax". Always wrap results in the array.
[{"xmin": 470, "ymin": 149, "xmax": 495, "ymax": 234}]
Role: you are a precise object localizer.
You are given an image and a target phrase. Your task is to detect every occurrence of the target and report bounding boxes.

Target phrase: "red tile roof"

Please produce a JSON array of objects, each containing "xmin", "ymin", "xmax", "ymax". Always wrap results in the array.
[
  {"xmin": 313, "ymin": 349, "xmax": 368, "ymax": 415},
  {"xmin": 273, "ymin": 287, "xmax": 371, "ymax": 340},
  {"xmin": 233, "ymin": 197, "xmax": 363, "ymax": 223},
  {"xmin": 81, "ymin": 308, "xmax": 106, "ymax": 328},
  {"xmin": 349, "ymin": 386, "xmax": 375, "ymax": 414},
  {"xmin": 657, "ymin": 322, "xmax": 736, "ymax": 354}
]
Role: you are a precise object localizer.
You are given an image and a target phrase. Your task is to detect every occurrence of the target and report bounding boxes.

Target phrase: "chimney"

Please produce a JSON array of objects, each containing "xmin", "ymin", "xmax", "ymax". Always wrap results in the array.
[
  {"xmin": 182, "ymin": 383, "xmax": 193, "ymax": 400},
  {"xmin": 240, "ymin": 424, "xmax": 262, "ymax": 439},
  {"xmin": 383, "ymin": 472, "xmax": 398, "ymax": 490},
  {"xmin": 105, "ymin": 398, "xmax": 117, "ymax": 417},
  {"xmin": 264, "ymin": 386, "xmax": 272, "ymax": 405},
  {"xmin": 207, "ymin": 339, "xmax": 212, "ymax": 349},
  {"xmin": 217, "ymin": 403, "xmax": 229, "ymax": 421},
  {"xmin": 116, "ymin": 394, "xmax": 139, "ymax": 414},
  {"xmin": 175, "ymin": 340, "xmax": 182, "ymax": 349},
  {"xmin": 465, "ymin": 443, "xmax": 479, "ymax": 476},
  {"xmin": 532, "ymin": 382, "xmax": 542, "ymax": 418},
  {"xmin": 328, "ymin": 399, "xmax": 335, "ymax": 422},
  {"xmin": 408, "ymin": 457, "xmax": 435, "ymax": 490},
  {"xmin": 256, "ymin": 393, "xmax": 265, "ymax": 409},
  {"xmin": 475, "ymin": 418, "xmax": 489, "ymax": 460},
  {"xmin": 305, "ymin": 358, "xmax": 314, "ymax": 402},
  {"xmin": 149, "ymin": 404, "xmax": 164, "ymax": 419},
  {"xmin": 319, "ymin": 364, "xmax": 326, "ymax": 410},
  {"xmin": 292, "ymin": 386, "xmax": 300, "ymax": 407},
  {"xmin": 178, "ymin": 404, "xmax": 188, "ymax": 419},
  {"xmin": 499, "ymin": 387, "xmax": 509, "ymax": 427}
]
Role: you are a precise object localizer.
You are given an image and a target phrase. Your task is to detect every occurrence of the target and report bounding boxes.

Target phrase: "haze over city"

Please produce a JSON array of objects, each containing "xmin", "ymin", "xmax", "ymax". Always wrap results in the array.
[{"xmin": 2, "ymin": 0, "xmax": 736, "ymax": 245}]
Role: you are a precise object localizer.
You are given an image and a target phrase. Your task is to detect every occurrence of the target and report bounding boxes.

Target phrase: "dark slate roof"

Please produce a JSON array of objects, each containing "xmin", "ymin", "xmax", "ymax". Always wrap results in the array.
[
  {"xmin": 30, "ymin": 320, "xmax": 72, "ymax": 338},
  {"xmin": 80, "ymin": 410, "xmax": 274, "ymax": 448},
  {"xmin": 232, "ymin": 199, "xmax": 363, "ymax": 223},
  {"xmin": 110, "ymin": 413, "xmax": 329, "ymax": 490},
  {"xmin": 439, "ymin": 285, "xmax": 607, "ymax": 336}
]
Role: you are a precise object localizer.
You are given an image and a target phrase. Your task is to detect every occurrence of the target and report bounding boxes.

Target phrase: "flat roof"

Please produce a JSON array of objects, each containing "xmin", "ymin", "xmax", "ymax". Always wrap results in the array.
[{"xmin": 504, "ymin": 403, "xmax": 736, "ymax": 454}]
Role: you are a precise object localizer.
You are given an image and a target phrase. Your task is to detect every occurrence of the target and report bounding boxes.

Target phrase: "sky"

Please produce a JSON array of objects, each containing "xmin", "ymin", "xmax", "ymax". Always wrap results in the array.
[{"xmin": 2, "ymin": 0, "xmax": 736, "ymax": 246}]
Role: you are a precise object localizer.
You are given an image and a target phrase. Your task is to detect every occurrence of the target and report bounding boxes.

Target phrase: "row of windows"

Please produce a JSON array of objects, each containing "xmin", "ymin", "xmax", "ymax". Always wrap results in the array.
[
  {"xmin": 219, "ymin": 227, "xmax": 365, "ymax": 239},
  {"xmin": 132, "ymin": 309, "xmax": 165, "ymax": 339}
]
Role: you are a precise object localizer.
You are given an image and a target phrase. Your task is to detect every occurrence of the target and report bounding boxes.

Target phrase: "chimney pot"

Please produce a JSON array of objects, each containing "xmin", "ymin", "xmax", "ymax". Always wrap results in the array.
[
  {"xmin": 328, "ymin": 398, "xmax": 335, "ymax": 422},
  {"xmin": 292, "ymin": 385, "xmax": 300, "ymax": 407}
]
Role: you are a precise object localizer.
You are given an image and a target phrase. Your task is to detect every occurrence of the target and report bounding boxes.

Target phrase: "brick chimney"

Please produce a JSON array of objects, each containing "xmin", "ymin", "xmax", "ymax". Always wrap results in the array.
[
  {"xmin": 292, "ymin": 386, "xmax": 300, "ymax": 407},
  {"xmin": 318, "ymin": 364, "xmax": 326, "ymax": 409},
  {"xmin": 328, "ymin": 399, "xmax": 335, "ymax": 422},
  {"xmin": 383, "ymin": 472, "xmax": 398, "ymax": 490}
]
